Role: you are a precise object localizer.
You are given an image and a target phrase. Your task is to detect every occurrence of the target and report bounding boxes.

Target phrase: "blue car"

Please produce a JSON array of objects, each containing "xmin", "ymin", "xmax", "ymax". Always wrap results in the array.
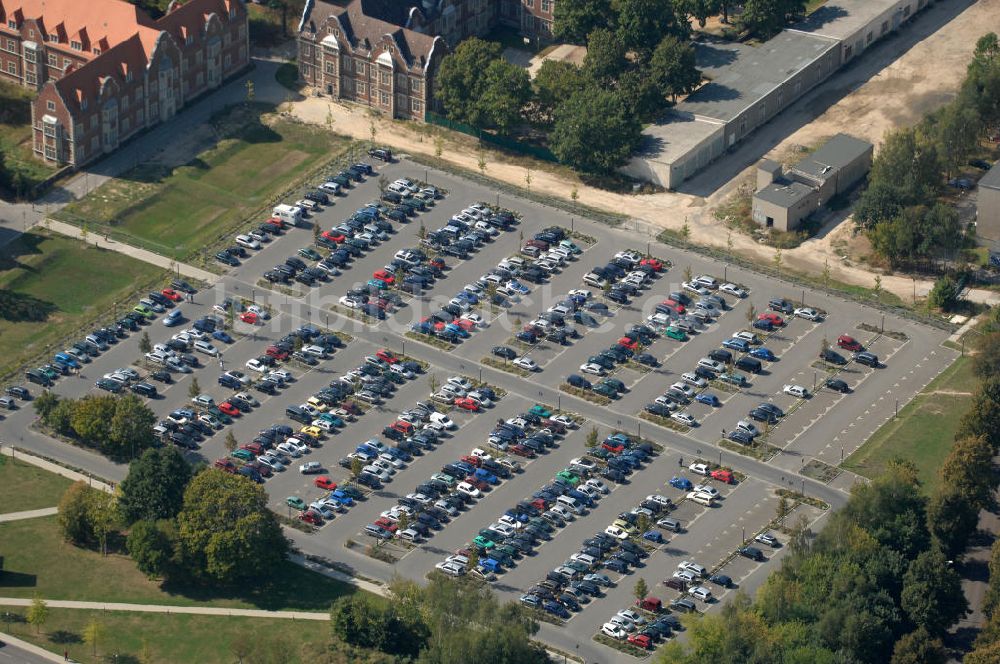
[
  {"xmin": 695, "ymin": 393, "xmax": 721, "ymax": 407},
  {"xmin": 328, "ymin": 490, "xmax": 354, "ymax": 507},
  {"xmin": 444, "ymin": 323, "xmax": 470, "ymax": 338},
  {"xmin": 218, "ymin": 373, "xmax": 241, "ymax": 389},
  {"xmin": 669, "ymin": 476, "xmax": 693, "ymax": 490},
  {"xmin": 750, "ymin": 347, "xmax": 776, "ymax": 361},
  {"xmin": 643, "ymin": 530, "xmax": 664, "ymax": 544},
  {"xmin": 162, "ymin": 309, "xmax": 183, "ymax": 327},
  {"xmin": 606, "ymin": 433, "xmax": 631, "ymax": 447},
  {"xmin": 752, "ymin": 318, "xmax": 774, "ymax": 331},
  {"xmin": 474, "ymin": 468, "xmax": 499, "ymax": 485},
  {"xmin": 212, "ymin": 329, "xmax": 234, "ymax": 343},
  {"xmin": 53, "ymin": 353, "xmax": 80, "ymax": 369},
  {"xmin": 456, "ymin": 290, "xmax": 479, "ymax": 304},
  {"xmin": 507, "ymin": 280, "xmax": 529, "ymax": 294}
]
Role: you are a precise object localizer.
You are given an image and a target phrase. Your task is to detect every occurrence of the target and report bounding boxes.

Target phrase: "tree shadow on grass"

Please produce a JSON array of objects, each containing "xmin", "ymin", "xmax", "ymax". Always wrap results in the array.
[
  {"xmin": 0, "ymin": 289, "xmax": 57, "ymax": 322},
  {"xmin": 47, "ymin": 629, "xmax": 82, "ymax": 644},
  {"xmin": 0, "ymin": 570, "xmax": 38, "ymax": 588}
]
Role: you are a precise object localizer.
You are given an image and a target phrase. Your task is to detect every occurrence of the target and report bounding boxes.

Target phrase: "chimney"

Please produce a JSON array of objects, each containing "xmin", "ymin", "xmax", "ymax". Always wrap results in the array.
[{"xmin": 756, "ymin": 159, "xmax": 782, "ymax": 191}]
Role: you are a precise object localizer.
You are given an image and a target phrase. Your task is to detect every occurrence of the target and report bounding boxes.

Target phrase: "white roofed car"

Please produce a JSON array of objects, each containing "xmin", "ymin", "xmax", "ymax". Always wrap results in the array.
[
  {"xmin": 513, "ymin": 357, "xmax": 539, "ymax": 371},
  {"xmin": 456, "ymin": 481, "xmax": 481, "ymax": 499},
  {"xmin": 235, "ymin": 234, "xmax": 261, "ymax": 250},
  {"xmin": 719, "ymin": 283, "xmax": 748, "ymax": 298},
  {"xmin": 794, "ymin": 307, "xmax": 821, "ymax": 321},
  {"xmin": 783, "ymin": 384, "xmax": 810, "ymax": 398}
]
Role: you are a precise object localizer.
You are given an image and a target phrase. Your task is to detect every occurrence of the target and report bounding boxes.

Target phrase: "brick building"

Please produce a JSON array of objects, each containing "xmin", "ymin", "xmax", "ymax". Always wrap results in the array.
[
  {"xmin": 297, "ymin": 0, "xmax": 557, "ymax": 119},
  {"xmin": 0, "ymin": 0, "xmax": 250, "ymax": 167}
]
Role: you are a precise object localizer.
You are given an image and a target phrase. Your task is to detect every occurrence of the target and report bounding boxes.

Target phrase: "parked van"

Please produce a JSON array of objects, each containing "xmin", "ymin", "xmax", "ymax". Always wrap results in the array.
[
  {"xmin": 273, "ymin": 204, "xmax": 304, "ymax": 227},
  {"xmin": 658, "ymin": 517, "xmax": 682, "ymax": 533},
  {"xmin": 557, "ymin": 495, "xmax": 585, "ymax": 515},
  {"xmin": 735, "ymin": 356, "xmax": 762, "ymax": 374},
  {"xmin": 398, "ymin": 528, "xmax": 422, "ymax": 543},
  {"xmin": 687, "ymin": 491, "xmax": 715, "ymax": 506}
]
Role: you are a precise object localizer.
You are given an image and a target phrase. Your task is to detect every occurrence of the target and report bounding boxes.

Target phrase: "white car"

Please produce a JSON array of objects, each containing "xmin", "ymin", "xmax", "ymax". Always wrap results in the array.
[
  {"xmin": 447, "ymin": 375, "xmax": 474, "ymax": 391},
  {"xmin": 692, "ymin": 484, "xmax": 719, "ymax": 499},
  {"xmin": 299, "ymin": 461, "xmax": 321, "ymax": 474},
  {"xmin": 235, "ymin": 234, "xmax": 261, "ymax": 250},
  {"xmin": 277, "ymin": 442, "xmax": 303, "ymax": 458},
  {"xmin": 672, "ymin": 412, "xmax": 697, "ymax": 427},
  {"xmin": 682, "ymin": 281, "xmax": 711, "ymax": 296},
  {"xmin": 440, "ymin": 383, "xmax": 467, "ymax": 398},
  {"xmin": 339, "ymin": 295, "xmax": 363, "ymax": 309},
  {"xmin": 246, "ymin": 305, "xmax": 271, "ymax": 320},
  {"xmin": 678, "ymin": 560, "xmax": 707, "ymax": 577},
  {"xmin": 497, "ymin": 514, "xmax": 521, "ymax": 530},
  {"xmin": 456, "ymin": 481, "xmax": 481, "ymax": 499},
  {"xmin": 680, "ymin": 372, "xmax": 707, "ymax": 388},
  {"xmin": 601, "ymin": 623, "xmax": 627, "ymax": 640},
  {"xmin": 697, "ymin": 358, "xmax": 726, "ymax": 373},
  {"xmin": 617, "ymin": 609, "xmax": 647, "ymax": 626},
  {"xmin": 647, "ymin": 494, "xmax": 672, "ymax": 508},
  {"xmin": 608, "ymin": 615, "xmax": 635, "ymax": 633},
  {"xmin": 755, "ymin": 531, "xmax": 778, "ymax": 547},
  {"xmin": 694, "ymin": 275, "xmax": 719, "ymax": 289},
  {"xmin": 736, "ymin": 420, "xmax": 760, "ymax": 437},
  {"xmin": 245, "ymin": 358, "xmax": 267, "ymax": 374},
  {"xmin": 671, "ymin": 382, "xmax": 694, "ymax": 398},
  {"xmin": 295, "ymin": 199, "xmax": 318, "ymax": 212},
  {"xmin": 513, "ymin": 357, "xmax": 538, "ymax": 371},
  {"xmin": 318, "ymin": 181, "xmax": 341, "ymax": 195},
  {"xmin": 550, "ymin": 504, "xmax": 574, "ymax": 521},
  {"xmin": 270, "ymin": 369, "xmax": 292, "ymax": 383},
  {"xmin": 363, "ymin": 465, "xmax": 391, "ymax": 482},
  {"xmin": 435, "ymin": 561, "xmax": 465, "ymax": 577},
  {"xmin": 568, "ymin": 289, "xmax": 592, "ymax": 300},
  {"xmin": 467, "ymin": 390, "xmax": 493, "ymax": 408},
  {"xmin": 604, "ymin": 525, "xmax": 628, "ymax": 540},
  {"xmin": 673, "ymin": 569, "xmax": 696, "ymax": 584},
  {"xmin": 580, "ymin": 362, "xmax": 605, "ymax": 376},
  {"xmin": 462, "ymin": 312, "xmax": 486, "ymax": 327},
  {"xmin": 719, "ymin": 283, "xmax": 748, "ymax": 298},
  {"xmin": 370, "ymin": 459, "xmax": 396, "ymax": 476},
  {"xmin": 570, "ymin": 457, "xmax": 596, "ymax": 472},
  {"xmin": 551, "ymin": 414, "xmax": 577, "ymax": 429},
  {"xmin": 586, "ymin": 478, "xmax": 610, "ymax": 494},
  {"xmin": 379, "ymin": 454, "xmax": 405, "ymax": 470},
  {"xmin": 390, "ymin": 364, "xmax": 415, "ymax": 379},
  {"xmin": 691, "ymin": 586, "xmax": 713, "ymax": 602},
  {"xmin": 258, "ymin": 455, "xmax": 285, "ymax": 472},
  {"xmin": 794, "ymin": 307, "xmax": 821, "ymax": 321},
  {"xmin": 490, "ymin": 522, "xmax": 516, "ymax": 537},
  {"xmin": 783, "ymin": 384, "xmax": 810, "ymax": 398},
  {"xmin": 688, "ymin": 462, "xmax": 710, "ymax": 475},
  {"xmin": 429, "ymin": 412, "xmax": 455, "ymax": 429}
]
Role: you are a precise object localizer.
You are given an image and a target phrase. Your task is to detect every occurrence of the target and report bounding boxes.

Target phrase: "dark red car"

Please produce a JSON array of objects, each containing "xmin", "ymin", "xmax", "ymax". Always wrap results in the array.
[
  {"xmin": 214, "ymin": 458, "xmax": 237, "ymax": 473},
  {"xmin": 299, "ymin": 511, "xmax": 322, "ymax": 526},
  {"xmin": 757, "ymin": 312, "xmax": 784, "ymax": 327},
  {"xmin": 837, "ymin": 335, "xmax": 863, "ymax": 351},
  {"xmin": 266, "ymin": 346, "xmax": 289, "ymax": 360},
  {"xmin": 218, "ymin": 401, "xmax": 240, "ymax": 417},
  {"xmin": 464, "ymin": 476, "xmax": 489, "ymax": 491},
  {"xmin": 460, "ymin": 455, "xmax": 482, "ymax": 468},
  {"xmin": 510, "ymin": 444, "xmax": 535, "ymax": 458},
  {"xmin": 322, "ymin": 230, "xmax": 346, "ymax": 243},
  {"xmin": 376, "ymin": 348, "xmax": 399, "ymax": 363}
]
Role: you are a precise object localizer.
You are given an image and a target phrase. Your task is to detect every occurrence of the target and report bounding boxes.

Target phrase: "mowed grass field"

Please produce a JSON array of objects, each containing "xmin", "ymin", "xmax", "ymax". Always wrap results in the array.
[
  {"xmin": 842, "ymin": 354, "xmax": 974, "ymax": 494},
  {"xmin": 55, "ymin": 104, "xmax": 353, "ymax": 260},
  {"xmin": 0, "ymin": 455, "xmax": 72, "ymax": 512},
  {"xmin": 0, "ymin": 231, "xmax": 162, "ymax": 381}
]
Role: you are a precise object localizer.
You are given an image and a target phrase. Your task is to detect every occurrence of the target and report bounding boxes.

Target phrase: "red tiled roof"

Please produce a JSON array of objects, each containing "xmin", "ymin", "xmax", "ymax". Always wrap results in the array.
[{"xmin": 53, "ymin": 31, "xmax": 148, "ymax": 110}]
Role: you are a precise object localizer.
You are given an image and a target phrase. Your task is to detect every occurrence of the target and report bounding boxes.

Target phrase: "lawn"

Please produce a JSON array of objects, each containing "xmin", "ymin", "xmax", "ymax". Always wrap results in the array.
[
  {"xmin": 0, "ymin": 231, "xmax": 163, "ymax": 382},
  {"xmin": 0, "ymin": 516, "xmax": 354, "ymax": 611},
  {"xmin": 6, "ymin": 608, "xmax": 333, "ymax": 664},
  {"xmin": 55, "ymin": 103, "xmax": 353, "ymax": 260},
  {"xmin": 0, "ymin": 80, "xmax": 59, "ymax": 198},
  {"xmin": 0, "ymin": 456, "xmax": 72, "ymax": 512},
  {"xmin": 841, "ymin": 354, "xmax": 974, "ymax": 493}
]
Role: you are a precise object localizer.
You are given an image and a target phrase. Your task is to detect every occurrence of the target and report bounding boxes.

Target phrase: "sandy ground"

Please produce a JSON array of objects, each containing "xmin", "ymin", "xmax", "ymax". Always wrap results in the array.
[{"xmin": 289, "ymin": 0, "xmax": 1000, "ymax": 301}]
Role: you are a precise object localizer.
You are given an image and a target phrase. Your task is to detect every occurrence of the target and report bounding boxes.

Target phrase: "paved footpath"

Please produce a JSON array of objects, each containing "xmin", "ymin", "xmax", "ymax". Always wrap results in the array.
[
  {"xmin": 0, "ymin": 597, "xmax": 328, "ymax": 621},
  {"xmin": 0, "ymin": 507, "xmax": 58, "ymax": 523},
  {"xmin": 0, "ymin": 446, "xmax": 114, "ymax": 493}
]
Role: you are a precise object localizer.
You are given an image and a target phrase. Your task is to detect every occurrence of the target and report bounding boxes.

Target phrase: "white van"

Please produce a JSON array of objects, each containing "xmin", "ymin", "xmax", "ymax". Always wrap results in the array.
[
  {"xmin": 273, "ymin": 204, "xmax": 304, "ymax": 226},
  {"xmin": 557, "ymin": 495, "xmax": 584, "ymax": 515},
  {"xmin": 687, "ymin": 491, "xmax": 716, "ymax": 506}
]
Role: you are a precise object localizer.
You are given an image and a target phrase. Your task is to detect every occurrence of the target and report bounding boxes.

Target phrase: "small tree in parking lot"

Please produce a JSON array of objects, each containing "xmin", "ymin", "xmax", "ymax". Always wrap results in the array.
[
  {"xmin": 746, "ymin": 303, "xmax": 756, "ymax": 327},
  {"xmin": 636, "ymin": 513, "xmax": 650, "ymax": 535},
  {"xmin": 397, "ymin": 512, "xmax": 410, "ymax": 532},
  {"xmin": 633, "ymin": 578, "xmax": 649, "ymax": 602},
  {"xmin": 466, "ymin": 546, "xmax": 479, "ymax": 571},
  {"xmin": 188, "ymin": 378, "xmax": 201, "ymax": 399},
  {"xmin": 313, "ymin": 223, "xmax": 321, "ymax": 243},
  {"xmin": 350, "ymin": 457, "xmax": 364, "ymax": 482},
  {"xmin": 378, "ymin": 175, "xmax": 389, "ymax": 195},
  {"xmin": 139, "ymin": 331, "xmax": 152, "ymax": 355},
  {"xmin": 224, "ymin": 431, "xmax": 238, "ymax": 453},
  {"xmin": 585, "ymin": 427, "xmax": 599, "ymax": 448},
  {"xmin": 820, "ymin": 337, "xmax": 830, "ymax": 354},
  {"xmin": 428, "ymin": 374, "xmax": 439, "ymax": 395},
  {"xmin": 683, "ymin": 265, "xmax": 693, "ymax": 283},
  {"xmin": 776, "ymin": 495, "xmax": 791, "ymax": 526}
]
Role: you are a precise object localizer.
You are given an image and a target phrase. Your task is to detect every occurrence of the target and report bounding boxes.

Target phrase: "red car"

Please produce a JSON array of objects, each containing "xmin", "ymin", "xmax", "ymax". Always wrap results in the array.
[
  {"xmin": 266, "ymin": 217, "xmax": 285, "ymax": 229},
  {"xmin": 758, "ymin": 312, "xmax": 784, "ymax": 326},
  {"xmin": 372, "ymin": 269, "xmax": 395, "ymax": 285},
  {"xmin": 627, "ymin": 634, "xmax": 651, "ymax": 649},
  {"xmin": 322, "ymin": 230, "xmax": 345, "ymax": 243},
  {"xmin": 242, "ymin": 442, "xmax": 264, "ymax": 456},
  {"xmin": 661, "ymin": 298, "xmax": 685, "ymax": 314},
  {"xmin": 510, "ymin": 444, "xmax": 535, "ymax": 458},
  {"xmin": 540, "ymin": 419, "xmax": 566, "ymax": 434},
  {"xmin": 299, "ymin": 511, "xmax": 322, "ymax": 526},
  {"xmin": 314, "ymin": 476, "xmax": 338, "ymax": 490},
  {"xmin": 240, "ymin": 311, "xmax": 259, "ymax": 324},
  {"xmin": 373, "ymin": 517, "xmax": 398, "ymax": 533},
  {"xmin": 455, "ymin": 319, "xmax": 475, "ymax": 331},
  {"xmin": 464, "ymin": 476, "xmax": 489, "ymax": 491},
  {"xmin": 390, "ymin": 420, "xmax": 414, "ymax": 435},
  {"xmin": 429, "ymin": 257, "xmax": 446, "ymax": 271},
  {"xmin": 618, "ymin": 336, "xmax": 639, "ymax": 350},
  {"xmin": 602, "ymin": 441, "xmax": 625, "ymax": 454},
  {"xmin": 530, "ymin": 497, "xmax": 547, "ymax": 512},
  {"xmin": 214, "ymin": 458, "xmax": 237, "ymax": 473},
  {"xmin": 711, "ymin": 469, "xmax": 735, "ymax": 484},
  {"xmin": 636, "ymin": 596, "xmax": 662, "ymax": 612},
  {"xmin": 837, "ymin": 335, "xmax": 863, "ymax": 351},
  {"xmin": 375, "ymin": 348, "xmax": 399, "ymax": 363},
  {"xmin": 640, "ymin": 257, "xmax": 664, "ymax": 272},
  {"xmin": 218, "ymin": 401, "xmax": 240, "ymax": 417},
  {"xmin": 247, "ymin": 460, "xmax": 272, "ymax": 478},
  {"xmin": 454, "ymin": 397, "xmax": 479, "ymax": 412},
  {"xmin": 161, "ymin": 288, "xmax": 183, "ymax": 302},
  {"xmin": 460, "ymin": 455, "xmax": 482, "ymax": 468},
  {"xmin": 266, "ymin": 346, "xmax": 289, "ymax": 360}
]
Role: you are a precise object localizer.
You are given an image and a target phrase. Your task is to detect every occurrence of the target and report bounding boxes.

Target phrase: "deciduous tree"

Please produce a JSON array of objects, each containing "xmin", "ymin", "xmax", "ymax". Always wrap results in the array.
[
  {"xmin": 901, "ymin": 548, "xmax": 969, "ymax": 636},
  {"xmin": 553, "ymin": 0, "xmax": 612, "ymax": 44},
  {"xmin": 612, "ymin": 0, "xmax": 688, "ymax": 59},
  {"xmin": 939, "ymin": 435, "xmax": 996, "ymax": 510},
  {"xmin": 926, "ymin": 486, "xmax": 980, "ymax": 559},
  {"xmin": 533, "ymin": 60, "xmax": 592, "ymax": 120},
  {"xmin": 118, "ymin": 447, "xmax": 192, "ymax": 524},
  {"xmin": 127, "ymin": 519, "xmax": 176, "ymax": 579},
  {"xmin": 26, "ymin": 596, "xmax": 48, "ymax": 634},
  {"xmin": 583, "ymin": 29, "xmax": 628, "ymax": 83},
  {"xmin": 550, "ymin": 88, "xmax": 641, "ymax": 174},
  {"xmin": 649, "ymin": 35, "xmax": 701, "ymax": 101}
]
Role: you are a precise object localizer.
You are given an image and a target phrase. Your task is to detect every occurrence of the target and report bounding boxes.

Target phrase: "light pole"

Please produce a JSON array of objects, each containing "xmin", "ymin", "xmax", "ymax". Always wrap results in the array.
[{"xmin": 813, "ymin": 371, "xmax": 817, "ymax": 392}]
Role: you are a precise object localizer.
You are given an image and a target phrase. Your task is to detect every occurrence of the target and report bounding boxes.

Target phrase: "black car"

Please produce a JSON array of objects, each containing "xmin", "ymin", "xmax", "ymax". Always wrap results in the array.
[
  {"xmin": 356, "ymin": 472, "xmax": 382, "ymax": 489},
  {"xmin": 170, "ymin": 279, "xmax": 196, "ymax": 294},
  {"xmin": 572, "ymin": 580, "xmax": 601, "ymax": 597},
  {"xmin": 739, "ymin": 546, "xmax": 766, "ymax": 561},
  {"xmin": 215, "ymin": 251, "xmax": 240, "ymax": 266},
  {"xmin": 130, "ymin": 382, "xmax": 158, "ymax": 398},
  {"xmin": 5, "ymin": 385, "xmax": 29, "ymax": 400},
  {"xmin": 728, "ymin": 430, "xmax": 753, "ymax": 445},
  {"xmin": 605, "ymin": 558, "xmax": 629, "ymax": 573},
  {"xmin": 634, "ymin": 353, "xmax": 659, "ymax": 367},
  {"xmin": 602, "ymin": 467, "xmax": 626, "ymax": 483},
  {"xmin": 820, "ymin": 348, "xmax": 847, "ymax": 365},
  {"xmin": 369, "ymin": 147, "xmax": 392, "ymax": 161},
  {"xmin": 826, "ymin": 378, "xmax": 850, "ymax": 393},
  {"xmin": 749, "ymin": 407, "xmax": 779, "ymax": 424},
  {"xmin": 614, "ymin": 550, "xmax": 641, "ymax": 566}
]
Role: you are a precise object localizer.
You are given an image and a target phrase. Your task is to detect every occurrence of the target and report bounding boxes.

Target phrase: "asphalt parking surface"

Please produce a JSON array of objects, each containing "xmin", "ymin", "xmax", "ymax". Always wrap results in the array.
[{"xmin": 1, "ymin": 157, "xmax": 959, "ymax": 663}]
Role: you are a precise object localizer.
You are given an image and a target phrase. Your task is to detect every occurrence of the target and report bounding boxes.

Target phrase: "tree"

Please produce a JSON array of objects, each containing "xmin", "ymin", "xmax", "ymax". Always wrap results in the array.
[
  {"xmin": 746, "ymin": 302, "xmax": 757, "ymax": 326},
  {"xmin": 119, "ymin": 447, "xmax": 192, "ymax": 524},
  {"xmin": 649, "ymin": 35, "xmax": 701, "ymax": 101},
  {"xmin": 127, "ymin": 519, "xmax": 175, "ymax": 579},
  {"xmin": 741, "ymin": 0, "xmax": 806, "ymax": 39},
  {"xmin": 478, "ymin": 59, "xmax": 531, "ymax": 133},
  {"xmin": 773, "ymin": 247, "xmax": 783, "ymax": 272},
  {"xmin": 676, "ymin": 0, "xmax": 721, "ymax": 27},
  {"xmin": 974, "ymin": 331, "xmax": 1000, "ymax": 379},
  {"xmin": 175, "ymin": 470, "xmax": 288, "ymax": 585},
  {"xmin": 331, "ymin": 593, "xmax": 428, "ymax": 657},
  {"xmin": 466, "ymin": 546, "xmax": 480, "ymax": 571},
  {"xmin": 437, "ymin": 39, "xmax": 528, "ymax": 131},
  {"xmin": 890, "ymin": 627, "xmax": 947, "ymax": 664},
  {"xmin": 188, "ymin": 377, "xmax": 201, "ymax": 399},
  {"xmin": 939, "ymin": 435, "xmax": 996, "ymax": 509},
  {"xmin": 69, "ymin": 395, "xmax": 115, "ymax": 446},
  {"xmin": 428, "ymin": 374, "xmax": 439, "ymax": 395},
  {"xmin": 109, "ymin": 394, "xmax": 156, "ymax": 459},
  {"xmin": 32, "ymin": 390, "xmax": 59, "ymax": 421},
  {"xmin": 83, "ymin": 617, "xmax": 105, "ymax": 657},
  {"xmin": 775, "ymin": 495, "xmax": 790, "ymax": 524},
  {"xmin": 930, "ymin": 101, "xmax": 981, "ymax": 177},
  {"xmin": 900, "ymin": 548, "xmax": 969, "ymax": 636},
  {"xmin": 57, "ymin": 481, "xmax": 99, "ymax": 545},
  {"xmin": 139, "ymin": 330, "xmax": 152, "ymax": 354},
  {"xmin": 583, "ymin": 28, "xmax": 628, "ymax": 84},
  {"xmin": 350, "ymin": 456, "xmax": 365, "ymax": 481},
  {"xmin": 553, "ymin": 0, "xmax": 611, "ymax": 44},
  {"xmin": 683, "ymin": 265, "xmax": 693, "ymax": 282},
  {"xmin": 88, "ymin": 490, "xmax": 119, "ymax": 555},
  {"xmin": 224, "ymin": 430, "xmax": 238, "ymax": 453},
  {"xmin": 633, "ymin": 577, "xmax": 649, "ymax": 601},
  {"xmin": 551, "ymin": 88, "xmax": 641, "ymax": 174},
  {"xmin": 26, "ymin": 596, "xmax": 48, "ymax": 634},
  {"xmin": 533, "ymin": 60, "xmax": 592, "ymax": 120},
  {"xmin": 984, "ymin": 538, "xmax": 1000, "ymax": 618},
  {"xmin": 926, "ymin": 486, "xmax": 979, "ymax": 559},
  {"xmin": 585, "ymin": 427, "xmax": 599, "ymax": 447},
  {"xmin": 927, "ymin": 275, "xmax": 961, "ymax": 311},
  {"xmin": 612, "ymin": 0, "xmax": 687, "ymax": 59},
  {"xmin": 856, "ymin": 127, "xmax": 942, "ymax": 228},
  {"xmin": 959, "ymin": 375, "xmax": 1000, "ymax": 452}
]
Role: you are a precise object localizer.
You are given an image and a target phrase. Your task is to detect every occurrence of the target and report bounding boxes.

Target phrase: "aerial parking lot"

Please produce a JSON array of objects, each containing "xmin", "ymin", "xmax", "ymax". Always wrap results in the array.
[{"xmin": 1, "ymin": 155, "xmax": 959, "ymax": 662}]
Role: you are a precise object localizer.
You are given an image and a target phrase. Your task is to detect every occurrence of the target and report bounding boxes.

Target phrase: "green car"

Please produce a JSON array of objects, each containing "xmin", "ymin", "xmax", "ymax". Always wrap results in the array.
[
  {"xmin": 38, "ymin": 365, "xmax": 60, "ymax": 380},
  {"xmin": 560, "ymin": 240, "xmax": 581, "ymax": 254},
  {"xmin": 133, "ymin": 304, "xmax": 154, "ymax": 318},
  {"xmin": 593, "ymin": 383, "xmax": 619, "ymax": 398},
  {"xmin": 719, "ymin": 372, "xmax": 749, "ymax": 387},
  {"xmin": 286, "ymin": 496, "xmax": 307, "ymax": 510},
  {"xmin": 298, "ymin": 247, "xmax": 323, "ymax": 261},
  {"xmin": 497, "ymin": 544, "xmax": 519, "ymax": 559},
  {"xmin": 232, "ymin": 448, "xmax": 253, "ymax": 461},
  {"xmin": 665, "ymin": 326, "xmax": 687, "ymax": 341},
  {"xmin": 431, "ymin": 473, "xmax": 457, "ymax": 486},
  {"xmin": 317, "ymin": 413, "xmax": 345, "ymax": 427},
  {"xmin": 473, "ymin": 535, "xmax": 496, "ymax": 550},
  {"xmin": 556, "ymin": 470, "xmax": 580, "ymax": 486},
  {"xmin": 529, "ymin": 404, "xmax": 551, "ymax": 418},
  {"xmin": 208, "ymin": 406, "xmax": 233, "ymax": 425}
]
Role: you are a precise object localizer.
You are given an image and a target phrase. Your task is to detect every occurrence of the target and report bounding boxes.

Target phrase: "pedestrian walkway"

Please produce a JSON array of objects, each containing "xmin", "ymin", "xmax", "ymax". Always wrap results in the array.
[
  {"xmin": 0, "ymin": 631, "xmax": 66, "ymax": 663},
  {"xmin": 0, "ymin": 597, "xmax": 328, "ymax": 621},
  {"xmin": 0, "ymin": 445, "xmax": 114, "ymax": 493},
  {"xmin": 289, "ymin": 553, "xmax": 386, "ymax": 596},
  {"xmin": 0, "ymin": 507, "xmax": 58, "ymax": 523},
  {"xmin": 43, "ymin": 219, "xmax": 217, "ymax": 283}
]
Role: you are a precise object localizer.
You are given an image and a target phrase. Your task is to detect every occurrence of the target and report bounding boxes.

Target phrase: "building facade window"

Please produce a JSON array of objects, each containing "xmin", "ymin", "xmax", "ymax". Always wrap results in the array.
[
  {"xmin": 25, "ymin": 72, "xmax": 35, "ymax": 84},
  {"xmin": 44, "ymin": 145, "xmax": 55, "ymax": 160},
  {"xmin": 380, "ymin": 70, "xmax": 389, "ymax": 84},
  {"xmin": 48, "ymin": 53, "xmax": 57, "ymax": 66},
  {"xmin": 46, "ymin": 100, "xmax": 55, "ymax": 110},
  {"xmin": 70, "ymin": 41, "xmax": 81, "ymax": 50},
  {"xmin": 63, "ymin": 57, "xmax": 71, "ymax": 69},
  {"xmin": 7, "ymin": 20, "xmax": 16, "ymax": 29},
  {"xmin": 410, "ymin": 77, "xmax": 422, "ymax": 92},
  {"xmin": 6, "ymin": 62, "xmax": 15, "ymax": 74},
  {"xmin": 380, "ymin": 90, "xmax": 389, "ymax": 105},
  {"xmin": 411, "ymin": 98, "xmax": 423, "ymax": 113},
  {"xmin": 325, "ymin": 60, "xmax": 335, "ymax": 74},
  {"xmin": 541, "ymin": 0, "xmax": 551, "ymax": 11},
  {"xmin": 357, "ymin": 81, "xmax": 366, "ymax": 94}
]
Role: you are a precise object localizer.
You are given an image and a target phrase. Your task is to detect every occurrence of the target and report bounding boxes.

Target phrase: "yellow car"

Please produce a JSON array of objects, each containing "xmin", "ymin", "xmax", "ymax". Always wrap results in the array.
[
  {"xmin": 306, "ymin": 396, "xmax": 330, "ymax": 412},
  {"xmin": 612, "ymin": 519, "xmax": 637, "ymax": 535},
  {"xmin": 300, "ymin": 425, "xmax": 324, "ymax": 438}
]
